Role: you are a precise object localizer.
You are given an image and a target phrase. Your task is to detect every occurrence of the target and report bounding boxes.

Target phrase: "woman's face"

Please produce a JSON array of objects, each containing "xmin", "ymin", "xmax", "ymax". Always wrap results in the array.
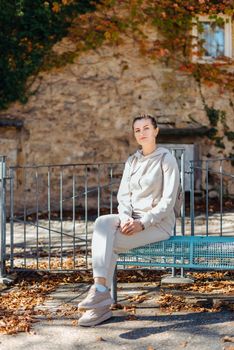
[{"xmin": 133, "ymin": 118, "xmax": 159, "ymax": 147}]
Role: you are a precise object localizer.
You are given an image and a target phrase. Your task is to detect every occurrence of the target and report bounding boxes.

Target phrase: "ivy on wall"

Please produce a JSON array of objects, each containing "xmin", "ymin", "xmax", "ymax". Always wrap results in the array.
[
  {"xmin": 60, "ymin": 0, "xmax": 233, "ymax": 155},
  {"xmin": 0, "ymin": 0, "xmax": 97, "ymax": 109},
  {"xmin": 57, "ymin": 0, "xmax": 234, "ymax": 90},
  {"xmin": 1, "ymin": 0, "xmax": 234, "ymax": 110}
]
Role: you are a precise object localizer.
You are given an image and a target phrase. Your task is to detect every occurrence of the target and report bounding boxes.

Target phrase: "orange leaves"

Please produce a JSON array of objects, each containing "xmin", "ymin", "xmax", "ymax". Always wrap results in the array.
[
  {"xmin": 158, "ymin": 292, "xmax": 218, "ymax": 313},
  {"xmin": 52, "ymin": 2, "xmax": 60, "ymax": 13},
  {"xmin": 0, "ymin": 270, "xmax": 233, "ymax": 335},
  {"xmin": 0, "ymin": 313, "xmax": 33, "ymax": 335},
  {"xmin": 223, "ymin": 336, "xmax": 234, "ymax": 343},
  {"xmin": 52, "ymin": 0, "xmax": 72, "ymax": 13},
  {"xmin": 96, "ymin": 336, "xmax": 106, "ymax": 341},
  {"xmin": 0, "ymin": 279, "xmax": 56, "ymax": 334},
  {"xmin": 127, "ymin": 292, "xmax": 149, "ymax": 304},
  {"xmin": 63, "ymin": 0, "xmax": 234, "ymax": 93},
  {"xmin": 159, "ymin": 271, "xmax": 234, "ymax": 314},
  {"xmin": 0, "ymin": 272, "xmax": 90, "ymax": 335},
  {"xmin": 179, "ymin": 63, "xmax": 196, "ymax": 73},
  {"xmin": 181, "ymin": 278, "xmax": 234, "ymax": 295},
  {"xmin": 158, "ymin": 48, "xmax": 170, "ymax": 57},
  {"xmin": 124, "ymin": 304, "xmax": 138, "ymax": 320},
  {"xmin": 61, "ymin": 0, "xmax": 72, "ymax": 5}
]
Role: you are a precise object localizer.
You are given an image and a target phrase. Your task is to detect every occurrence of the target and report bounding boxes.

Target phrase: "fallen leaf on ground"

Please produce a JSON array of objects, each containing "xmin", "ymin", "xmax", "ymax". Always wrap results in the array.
[
  {"xmin": 127, "ymin": 293, "xmax": 149, "ymax": 303},
  {"xmin": 125, "ymin": 314, "xmax": 138, "ymax": 321},
  {"xmin": 110, "ymin": 303, "xmax": 123, "ymax": 310},
  {"xmin": 181, "ymin": 341, "xmax": 188, "ymax": 348},
  {"xmin": 123, "ymin": 305, "xmax": 136, "ymax": 314},
  {"xmin": 96, "ymin": 336, "xmax": 106, "ymax": 341},
  {"xmin": 222, "ymin": 336, "xmax": 234, "ymax": 343}
]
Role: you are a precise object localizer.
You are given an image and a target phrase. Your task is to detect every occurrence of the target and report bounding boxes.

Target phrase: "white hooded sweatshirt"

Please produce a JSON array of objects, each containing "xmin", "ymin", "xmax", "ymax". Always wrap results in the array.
[{"xmin": 117, "ymin": 147, "xmax": 180, "ymax": 235}]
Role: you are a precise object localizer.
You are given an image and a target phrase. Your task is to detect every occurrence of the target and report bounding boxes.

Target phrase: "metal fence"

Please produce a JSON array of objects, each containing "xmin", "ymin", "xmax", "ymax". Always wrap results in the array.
[
  {"xmin": 0, "ymin": 151, "xmax": 233, "ymax": 278},
  {"xmin": 7, "ymin": 161, "xmax": 124, "ymax": 273},
  {"xmin": 190, "ymin": 158, "xmax": 234, "ymax": 236}
]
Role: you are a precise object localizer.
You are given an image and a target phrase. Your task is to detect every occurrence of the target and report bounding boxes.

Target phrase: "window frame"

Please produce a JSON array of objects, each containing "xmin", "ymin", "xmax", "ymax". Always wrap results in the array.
[{"xmin": 192, "ymin": 14, "xmax": 232, "ymax": 63}]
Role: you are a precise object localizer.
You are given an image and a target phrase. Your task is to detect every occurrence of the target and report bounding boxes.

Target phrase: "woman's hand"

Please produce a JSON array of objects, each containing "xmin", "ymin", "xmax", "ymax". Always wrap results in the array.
[{"xmin": 120, "ymin": 219, "xmax": 144, "ymax": 236}]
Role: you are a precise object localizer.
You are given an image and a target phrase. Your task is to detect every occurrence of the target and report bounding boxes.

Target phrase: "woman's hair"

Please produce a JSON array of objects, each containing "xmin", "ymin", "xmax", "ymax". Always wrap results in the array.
[{"xmin": 132, "ymin": 114, "xmax": 158, "ymax": 130}]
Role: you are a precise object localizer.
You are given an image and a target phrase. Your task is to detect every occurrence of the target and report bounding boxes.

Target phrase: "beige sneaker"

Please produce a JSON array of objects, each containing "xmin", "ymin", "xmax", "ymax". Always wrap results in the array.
[
  {"xmin": 78, "ymin": 306, "xmax": 112, "ymax": 327},
  {"xmin": 78, "ymin": 285, "xmax": 114, "ymax": 311}
]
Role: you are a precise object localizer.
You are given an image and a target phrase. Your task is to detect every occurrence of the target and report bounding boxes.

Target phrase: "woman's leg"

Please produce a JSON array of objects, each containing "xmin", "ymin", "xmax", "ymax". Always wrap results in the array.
[
  {"xmin": 108, "ymin": 223, "xmax": 171, "ymax": 286},
  {"xmin": 92, "ymin": 214, "xmax": 120, "ymax": 287},
  {"xmin": 78, "ymin": 215, "xmax": 171, "ymax": 326},
  {"xmin": 78, "ymin": 214, "xmax": 121, "ymax": 327},
  {"xmin": 92, "ymin": 215, "xmax": 171, "ymax": 288},
  {"xmin": 114, "ymin": 223, "xmax": 171, "ymax": 253},
  {"xmin": 78, "ymin": 214, "xmax": 120, "ymax": 310},
  {"xmin": 92, "ymin": 215, "xmax": 172, "ymax": 288}
]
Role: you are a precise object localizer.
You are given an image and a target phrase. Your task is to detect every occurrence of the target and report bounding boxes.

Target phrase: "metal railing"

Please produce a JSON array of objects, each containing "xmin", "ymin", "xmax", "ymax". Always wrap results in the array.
[
  {"xmin": 7, "ymin": 161, "xmax": 123, "ymax": 272},
  {"xmin": 0, "ymin": 152, "xmax": 233, "ymax": 278},
  {"xmin": 190, "ymin": 158, "xmax": 234, "ymax": 236},
  {"xmin": 0, "ymin": 156, "xmax": 7, "ymax": 279}
]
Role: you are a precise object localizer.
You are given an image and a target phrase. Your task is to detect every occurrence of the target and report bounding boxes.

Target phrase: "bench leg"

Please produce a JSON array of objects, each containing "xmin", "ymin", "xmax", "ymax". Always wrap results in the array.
[
  {"xmin": 111, "ymin": 266, "xmax": 117, "ymax": 304},
  {"xmin": 161, "ymin": 268, "xmax": 194, "ymax": 284}
]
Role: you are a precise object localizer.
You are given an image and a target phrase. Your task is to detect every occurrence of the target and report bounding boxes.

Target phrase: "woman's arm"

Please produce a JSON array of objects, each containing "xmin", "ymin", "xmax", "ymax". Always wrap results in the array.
[
  {"xmin": 117, "ymin": 157, "xmax": 133, "ymax": 224},
  {"xmin": 140, "ymin": 153, "xmax": 180, "ymax": 230}
]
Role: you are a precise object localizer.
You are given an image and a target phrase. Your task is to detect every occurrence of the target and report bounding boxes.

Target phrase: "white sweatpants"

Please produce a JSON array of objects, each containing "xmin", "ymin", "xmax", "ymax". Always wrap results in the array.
[{"xmin": 91, "ymin": 214, "xmax": 171, "ymax": 288}]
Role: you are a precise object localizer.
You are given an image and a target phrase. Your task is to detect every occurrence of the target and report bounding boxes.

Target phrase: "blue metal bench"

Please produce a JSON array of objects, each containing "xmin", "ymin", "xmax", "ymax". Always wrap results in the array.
[{"xmin": 111, "ymin": 235, "xmax": 234, "ymax": 302}]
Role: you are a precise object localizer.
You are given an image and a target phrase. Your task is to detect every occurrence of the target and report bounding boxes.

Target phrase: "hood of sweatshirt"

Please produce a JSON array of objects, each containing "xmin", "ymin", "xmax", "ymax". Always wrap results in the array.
[{"xmin": 133, "ymin": 146, "xmax": 170, "ymax": 162}]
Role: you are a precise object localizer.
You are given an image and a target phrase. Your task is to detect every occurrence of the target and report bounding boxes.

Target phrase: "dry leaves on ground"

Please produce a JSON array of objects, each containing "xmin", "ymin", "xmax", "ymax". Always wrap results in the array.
[
  {"xmin": 125, "ymin": 314, "xmax": 138, "ymax": 321},
  {"xmin": 0, "ymin": 278, "xmax": 58, "ymax": 334},
  {"xmin": 0, "ymin": 270, "xmax": 233, "ymax": 334},
  {"xmin": 222, "ymin": 336, "xmax": 234, "ymax": 343},
  {"xmin": 158, "ymin": 292, "xmax": 220, "ymax": 313},
  {"xmin": 0, "ymin": 271, "xmax": 91, "ymax": 335},
  {"xmin": 167, "ymin": 271, "xmax": 234, "ymax": 296},
  {"xmin": 159, "ymin": 272, "xmax": 233, "ymax": 313},
  {"xmin": 181, "ymin": 279, "xmax": 234, "ymax": 295},
  {"xmin": 127, "ymin": 292, "xmax": 150, "ymax": 304}
]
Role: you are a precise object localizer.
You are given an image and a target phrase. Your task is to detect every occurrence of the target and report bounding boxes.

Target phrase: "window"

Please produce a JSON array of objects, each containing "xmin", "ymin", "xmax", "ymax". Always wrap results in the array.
[{"xmin": 192, "ymin": 15, "xmax": 232, "ymax": 62}]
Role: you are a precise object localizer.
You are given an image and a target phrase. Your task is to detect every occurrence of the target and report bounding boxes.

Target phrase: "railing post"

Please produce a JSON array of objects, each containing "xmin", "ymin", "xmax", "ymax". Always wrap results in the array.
[
  {"xmin": 161, "ymin": 148, "xmax": 194, "ymax": 285},
  {"xmin": 0, "ymin": 156, "xmax": 7, "ymax": 280},
  {"xmin": 0, "ymin": 156, "xmax": 13, "ymax": 284},
  {"xmin": 10, "ymin": 167, "xmax": 14, "ymax": 270},
  {"xmin": 190, "ymin": 160, "xmax": 195, "ymax": 236}
]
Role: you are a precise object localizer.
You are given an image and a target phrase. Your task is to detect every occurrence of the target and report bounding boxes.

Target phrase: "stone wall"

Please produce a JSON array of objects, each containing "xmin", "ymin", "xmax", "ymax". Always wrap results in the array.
[{"xmin": 0, "ymin": 23, "xmax": 233, "ymax": 214}]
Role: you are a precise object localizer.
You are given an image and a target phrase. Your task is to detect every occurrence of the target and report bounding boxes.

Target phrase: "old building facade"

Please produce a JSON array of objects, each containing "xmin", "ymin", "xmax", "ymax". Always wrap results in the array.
[{"xmin": 0, "ymin": 18, "xmax": 233, "ymax": 212}]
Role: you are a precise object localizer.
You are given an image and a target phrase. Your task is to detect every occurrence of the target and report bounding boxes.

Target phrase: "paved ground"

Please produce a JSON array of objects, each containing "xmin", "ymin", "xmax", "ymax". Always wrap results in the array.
[{"xmin": 0, "ymin": 282, "xmax": 233, "ymax": 350}]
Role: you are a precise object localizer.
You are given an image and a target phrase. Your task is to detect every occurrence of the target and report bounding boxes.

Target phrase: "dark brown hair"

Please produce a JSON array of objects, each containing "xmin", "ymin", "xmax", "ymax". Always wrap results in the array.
[{"xmin": 132, "ymin": 114, "xmax": 158, "ymax": 130}]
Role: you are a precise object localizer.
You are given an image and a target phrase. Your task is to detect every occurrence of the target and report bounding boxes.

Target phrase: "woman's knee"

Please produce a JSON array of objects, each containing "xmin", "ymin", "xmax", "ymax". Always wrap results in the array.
[{"xmin": 94, "ymin": 214, "xmax": 119, "ymax": 231}]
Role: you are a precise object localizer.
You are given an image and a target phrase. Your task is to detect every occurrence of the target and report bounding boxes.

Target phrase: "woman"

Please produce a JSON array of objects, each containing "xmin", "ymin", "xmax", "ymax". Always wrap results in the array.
[{"xmin": 78, "ymin": 114, "xmax": 180, "ymax": 327}]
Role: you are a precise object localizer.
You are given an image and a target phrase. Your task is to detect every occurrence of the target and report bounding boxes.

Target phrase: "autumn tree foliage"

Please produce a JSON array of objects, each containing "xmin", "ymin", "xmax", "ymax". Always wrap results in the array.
[
  {"xmin": 0, "ymin": 0, "xmax": 233, "ymax": 110},
  {"xmin": 64, "ymin": 0, "xmax": 234, "ymax": 91}
]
